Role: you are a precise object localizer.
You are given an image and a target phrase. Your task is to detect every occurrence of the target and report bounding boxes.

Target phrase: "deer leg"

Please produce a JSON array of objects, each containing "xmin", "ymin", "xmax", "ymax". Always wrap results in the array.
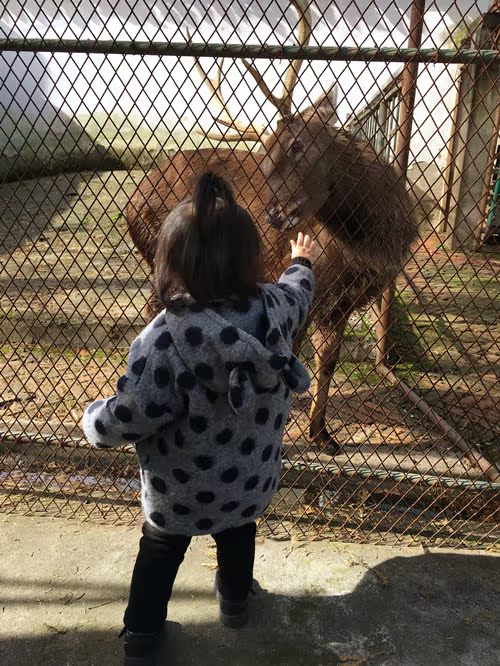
[
  {"xmin": 308, "ymin": 313, "xmax": 350, "ymax": 455},
  {"xmin": 292, "ymin": 315, "xmax": 311, "ymax": 357}
]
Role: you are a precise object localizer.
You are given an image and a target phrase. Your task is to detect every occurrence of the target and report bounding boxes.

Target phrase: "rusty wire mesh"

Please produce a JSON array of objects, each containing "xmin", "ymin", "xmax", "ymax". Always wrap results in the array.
[{"xmin": 0, "ymin": 0, "xmax": 499, "ymax": 548}]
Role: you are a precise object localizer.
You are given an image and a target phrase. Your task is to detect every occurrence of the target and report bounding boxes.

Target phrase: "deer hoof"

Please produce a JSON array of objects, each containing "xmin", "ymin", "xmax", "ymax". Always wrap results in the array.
[{"xmin": 309, "ymin": 428, "xmax": 342, "ymax": 455}]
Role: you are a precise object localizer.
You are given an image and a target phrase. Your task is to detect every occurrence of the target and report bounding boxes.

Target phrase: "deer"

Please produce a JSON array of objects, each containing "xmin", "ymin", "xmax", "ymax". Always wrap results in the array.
[{"xmin": 124, "ymin": 0, "xmax": 418, "ymax": 454}]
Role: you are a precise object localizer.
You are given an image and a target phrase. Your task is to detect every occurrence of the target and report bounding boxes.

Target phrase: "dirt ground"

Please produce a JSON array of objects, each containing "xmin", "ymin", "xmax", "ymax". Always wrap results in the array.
[{"xmin": 0, "ymin": 170, "xmax": 499, "ymax": 544}]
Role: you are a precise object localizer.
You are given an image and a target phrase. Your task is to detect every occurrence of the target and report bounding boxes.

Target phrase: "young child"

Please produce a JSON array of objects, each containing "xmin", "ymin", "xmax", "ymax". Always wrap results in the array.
[{"xmin": 82, "ymin": 172, "xmax": 320, "ymax": 665}]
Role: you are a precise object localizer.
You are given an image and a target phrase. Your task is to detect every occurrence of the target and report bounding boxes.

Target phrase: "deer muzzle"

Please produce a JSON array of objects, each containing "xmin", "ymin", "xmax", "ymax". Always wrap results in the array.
[{"xmin": 266, "ymin": 202, "xmax": 303, "ymax": 232}]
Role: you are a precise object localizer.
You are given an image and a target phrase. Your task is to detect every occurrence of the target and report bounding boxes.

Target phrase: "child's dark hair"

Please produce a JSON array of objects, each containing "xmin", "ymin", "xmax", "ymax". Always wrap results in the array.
[{"xmin": 154, "ymin": 171, "xmax": 262, "ymax": 307}]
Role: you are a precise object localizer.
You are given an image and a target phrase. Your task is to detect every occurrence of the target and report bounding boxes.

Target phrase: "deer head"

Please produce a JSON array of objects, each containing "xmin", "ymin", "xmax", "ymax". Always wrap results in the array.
[
  {"xmin": 261, "ymin": 87, "xmax": 340, "ymax": 231},
  {"xmin": 190, "ymin": 0, "xmax": 340, "ymax": 230}
]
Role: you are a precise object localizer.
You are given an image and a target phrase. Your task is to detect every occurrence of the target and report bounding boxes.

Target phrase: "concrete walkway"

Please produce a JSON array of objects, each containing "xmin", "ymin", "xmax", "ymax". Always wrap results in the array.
[{"xmin": 0, "ymin": 514, "xmax": 499, "ymax": 666}]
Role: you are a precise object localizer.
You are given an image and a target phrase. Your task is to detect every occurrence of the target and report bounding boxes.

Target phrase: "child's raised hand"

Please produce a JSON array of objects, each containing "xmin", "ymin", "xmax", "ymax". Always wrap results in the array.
[{"xmin": 290, "ymin": 232, "xmax": 321, "ymax": 264}]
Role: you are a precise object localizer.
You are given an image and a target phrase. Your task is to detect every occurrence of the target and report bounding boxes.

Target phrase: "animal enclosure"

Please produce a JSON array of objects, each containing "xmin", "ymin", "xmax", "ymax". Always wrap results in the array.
[{"xmin": 0, "ymin": 0, "xmax": 499, "ymax": 548}]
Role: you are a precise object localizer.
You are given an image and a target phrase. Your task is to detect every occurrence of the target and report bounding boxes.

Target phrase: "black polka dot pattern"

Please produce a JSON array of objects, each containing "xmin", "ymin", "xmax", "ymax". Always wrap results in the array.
[
  {"xmin": 174, "ymin": 429, "xmax": 184, "ymax": 448},
  {"xmin": 157, "ymin": 438, "xmax": 168, "ymax": 455},
  {"xmin": 274, "ymin": 413, "xmax": 284, "ymax": 431},
  {"xmin": 114, "ymin": 405, "xmax": 132, "ymax": 422},
  {"xmin": 190, "ymin": 415, "xmax": 208, "ymax": 434},
  {"xmin": 205, "ymin": 388, "xmax": 218, "ymax": 403},
  {"xmin": 241, "ymin": 505, "xmax": 257, "ymax": 518},
  {"xmin": 240, "ymin": 437, "xmax": 255, "ymax": 455},
  {"xmin": 131, "ymin": 356, "xmax": 147, "ymax": 376},
  {"xmin": 95, "ymin": 419, "xmax": 107, "ymax": 435},
  {"xmin": 154, "ymin": 366, "xmax": 170, "ymax": 388},
  {"xmin": 146, "ymin": 402, "xmax": 169, "ymax": 418},
  {"xmin": 274, "ymin": 446, "xmax": 280, "ymax": 462},
  {"xmin": 244, "ymin": 475, "xmax": 259, "ymax": 491},
  {"xmin": 173, "ymin": 504, "xmax": 191, "ymax": 515},
  {"xmin": 117, "ymin": 376, "xmax": 128, "ymax": 392},
  {"xmin": 151, "ymin": 476, "xmax": 167, "ymax": 494},
  {"xmin": 150, "ymin": 511, "xmax": 165, "ymax": 527},
  {"xmin": 173, "ymin": 468, "xmax": 190, "ymax": 484},
  {"xmin": 194, "ymin": 455, "xmax": 214, "ymax": 471},
  {"xmin": 267, "ymin": 328, "xmax": 280, "ymax": 346},
  {"xmin": 220, "ymin": 467, "xmax": 239, "ymax": 483},
  {"xmin": 216, "ymin": 429, "xmax": 233, "ymax": 445},
  {"xmin": 155, "ymin": 331, "xmax": 173, "ymax": 350},
  {"xmin": 241, "ymin": 361, "xmax": 256, "ymax": 374},
  {"xmin": 265, "ymin": 294, "xmax": 275, "ymax": 308},
  {"xmin": 185, "ymin": 327, "xmax": 203, "ymax": 346},
  {"xmin": 221, "ymin": 501, "xmax": 239, "ymax": 513},
  {"xmin": 195, "ymin": 363, "xmax": 214, "ymax": 381},
  {"xmin": 300, "ymin": 278, "xmax": 312, "ymax": 291},
  {"xmin": 262, "ymin": 477, "xmax": 272, "ymax": 492},
  {"xmin": 196, "ymin": 491, "xmax": 215, "ymax": 504},
  {"xmin": 284, "ymin": 293, "xmax": 296, "ymax": 307},
  {"xmin": 261, "ymin": 445, "xmax": 273, "ymax": 462},
  {"xmin": 272, "ymin": 477, "xmax": 278, "ymax": 490},
  {"xmin": 255, "ymin": 408, "xmax": 269, "ymax": 425},
  {"xmin": 220, "ymin": 326, "xmax": 239, "ymax": 345},
  {"xmin": 196, "ymin": 518, "xmax": 214, "ymax": 530},
  {"xmin": 177, "ymin": 371, "xmax": 196, "ymax": 390}
]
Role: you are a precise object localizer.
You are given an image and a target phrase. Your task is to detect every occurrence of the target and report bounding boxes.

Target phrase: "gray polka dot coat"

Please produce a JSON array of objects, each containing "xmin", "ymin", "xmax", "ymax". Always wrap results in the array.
[{"xmin": 82, "ymin": 260, "xmax": 314, "ymax": 535}]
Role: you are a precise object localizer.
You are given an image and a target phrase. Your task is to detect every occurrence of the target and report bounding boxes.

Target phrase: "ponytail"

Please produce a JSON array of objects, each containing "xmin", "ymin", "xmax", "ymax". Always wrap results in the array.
[{"xmin": 191, "ymin": 171, "xmax": 236, "ymax": 237}]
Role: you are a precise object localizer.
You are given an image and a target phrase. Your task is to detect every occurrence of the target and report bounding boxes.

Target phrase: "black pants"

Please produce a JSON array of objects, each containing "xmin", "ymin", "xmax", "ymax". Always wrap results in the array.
[{"xmin": 124, "ymin": 520, "xmax": 257, "ymax": 633}]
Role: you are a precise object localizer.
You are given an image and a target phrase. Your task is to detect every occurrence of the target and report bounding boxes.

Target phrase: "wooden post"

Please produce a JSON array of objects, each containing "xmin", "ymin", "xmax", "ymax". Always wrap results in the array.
[{"xmin": 376, "ymin": 0, "xmax": 425, "ymax": 366}]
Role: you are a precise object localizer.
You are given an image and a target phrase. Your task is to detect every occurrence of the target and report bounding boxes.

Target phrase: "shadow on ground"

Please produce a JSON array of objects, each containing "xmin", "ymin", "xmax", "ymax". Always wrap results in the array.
[{"xmin": 0, "ymin": 551, "xmax": 498, "ymax": 666}]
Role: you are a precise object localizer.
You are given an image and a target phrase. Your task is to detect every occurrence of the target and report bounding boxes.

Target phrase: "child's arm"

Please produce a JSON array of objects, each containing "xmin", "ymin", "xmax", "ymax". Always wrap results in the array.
[
  {"xmin": 276, "ymin": 232, "xmax": 319, "ymax": 332},
  {"xmin": 82, "ymin": 334, "xmax": 182, "ymax": 449}
]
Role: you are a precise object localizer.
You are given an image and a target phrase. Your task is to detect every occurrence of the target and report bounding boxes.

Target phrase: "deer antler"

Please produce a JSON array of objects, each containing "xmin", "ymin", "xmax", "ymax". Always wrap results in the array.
[
  {"xmin": 190, "ymin": 0, "xmax": 312, "ymax": 143},
  {"xmin": 242, "ymin": 0, "xmax": 312, "ymax": 118}
]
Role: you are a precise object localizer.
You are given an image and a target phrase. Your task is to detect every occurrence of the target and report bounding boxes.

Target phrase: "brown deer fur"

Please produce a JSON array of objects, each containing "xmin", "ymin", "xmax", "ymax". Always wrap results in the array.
[{"xmin": 125, "ymin": 96, "xmax": 418, "ymax": 452}]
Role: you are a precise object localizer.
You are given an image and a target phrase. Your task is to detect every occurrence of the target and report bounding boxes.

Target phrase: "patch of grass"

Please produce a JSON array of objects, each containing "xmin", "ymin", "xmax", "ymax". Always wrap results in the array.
[
  {"xmin": 345, "ymin": 313, "xmax": 375, "ymax": 342},
  {"xmin": 336, "ymin": 362, "xmax": 382, "ymax": 387}
]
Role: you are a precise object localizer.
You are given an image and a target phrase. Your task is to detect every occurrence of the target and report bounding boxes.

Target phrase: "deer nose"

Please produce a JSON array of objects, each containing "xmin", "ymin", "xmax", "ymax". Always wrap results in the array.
[{"xmin": 266, "ymin": 205, "xmax": 283, "ymax": 229}]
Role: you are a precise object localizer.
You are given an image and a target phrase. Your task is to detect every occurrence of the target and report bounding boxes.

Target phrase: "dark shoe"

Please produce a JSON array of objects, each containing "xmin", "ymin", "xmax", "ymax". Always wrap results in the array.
[
  {"xmin": 121, "ymin": 628, "xmax": 161, "ymax": 666},
  {"xmin": 214, "ymin": 573, "xmax": 249, "ymax": 628}
]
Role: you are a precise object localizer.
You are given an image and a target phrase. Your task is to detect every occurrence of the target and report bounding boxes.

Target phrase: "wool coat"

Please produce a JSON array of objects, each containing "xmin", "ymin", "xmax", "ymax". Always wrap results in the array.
[{"xmin": 82, "ymin": 259, "xmax": 315, "ymax": 535}]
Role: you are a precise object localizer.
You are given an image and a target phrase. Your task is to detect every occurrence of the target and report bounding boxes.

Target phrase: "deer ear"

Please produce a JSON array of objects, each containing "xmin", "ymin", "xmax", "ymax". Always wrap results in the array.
[{"xmin": 302, "ymin": 84, "xmax": 339, "ymax": 126}]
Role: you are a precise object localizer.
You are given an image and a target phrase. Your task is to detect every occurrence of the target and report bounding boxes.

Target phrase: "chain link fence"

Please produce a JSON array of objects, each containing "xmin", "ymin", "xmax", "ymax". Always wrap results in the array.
[{"xmin": 0, "ymin": 0, "xmax": 499, "ymax": 548}]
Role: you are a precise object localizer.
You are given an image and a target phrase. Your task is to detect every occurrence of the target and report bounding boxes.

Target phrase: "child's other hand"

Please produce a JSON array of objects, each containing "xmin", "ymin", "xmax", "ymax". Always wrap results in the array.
[{"xmin": 290, "ymin": 232, "xmax": 321, "ymax": 264}]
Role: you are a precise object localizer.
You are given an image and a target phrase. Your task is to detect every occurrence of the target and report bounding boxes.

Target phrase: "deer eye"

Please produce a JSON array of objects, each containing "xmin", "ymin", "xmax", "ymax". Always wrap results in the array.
[{"xmin": 290, "ymin": 140, "xmax": 303, "ymax": 154}]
